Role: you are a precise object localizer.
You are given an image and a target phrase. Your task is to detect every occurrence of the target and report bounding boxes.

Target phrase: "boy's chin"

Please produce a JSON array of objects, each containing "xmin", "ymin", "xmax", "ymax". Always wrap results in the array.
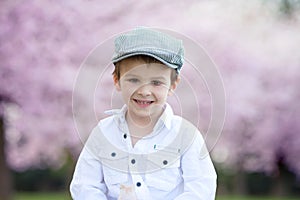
[{"xmin": 129, "ymin": 105, "xmax": 164, "ymax": 118}]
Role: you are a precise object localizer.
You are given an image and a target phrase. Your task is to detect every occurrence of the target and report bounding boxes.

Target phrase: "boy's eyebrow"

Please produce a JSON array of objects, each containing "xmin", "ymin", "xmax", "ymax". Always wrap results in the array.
[{"xmin": 122, "ymin": 73, "xmax": 140, "ymax": 78}]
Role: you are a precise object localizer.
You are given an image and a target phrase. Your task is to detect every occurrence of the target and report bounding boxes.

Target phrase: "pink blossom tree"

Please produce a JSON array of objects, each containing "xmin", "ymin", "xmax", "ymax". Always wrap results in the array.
[
  {"xmin": 215, "ymin": 4, "xmax": 299, "ymax": 169},
  {"xmin": 202, "ymin": 0, "xmax": 300, "ymax": 194},
  {"xmin": 0, "ymin": 1, "xmax": 86, "ymax": 199}
]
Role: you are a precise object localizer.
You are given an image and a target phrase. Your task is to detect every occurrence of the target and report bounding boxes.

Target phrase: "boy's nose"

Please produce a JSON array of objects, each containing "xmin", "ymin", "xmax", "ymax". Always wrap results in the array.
[{"xmin": 136, "ymin": 84, "xmax": 152, "ymax": 96}]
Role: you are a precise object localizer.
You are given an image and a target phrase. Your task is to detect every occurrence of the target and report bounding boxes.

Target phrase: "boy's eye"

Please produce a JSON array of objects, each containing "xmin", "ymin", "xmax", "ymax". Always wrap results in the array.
[
  {"xmin": 151, "ymin": 80, "xmax": 163, "ymax": 86},
  {"xmin": 128, "ymin": 78, "xmax": 139, "ymax": 83}
]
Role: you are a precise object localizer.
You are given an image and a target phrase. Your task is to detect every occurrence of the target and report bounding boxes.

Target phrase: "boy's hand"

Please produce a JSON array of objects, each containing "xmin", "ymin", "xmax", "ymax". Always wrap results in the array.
[{"xmin": 118, "ymin": 184, "xmax": 137, "ymax": 200}]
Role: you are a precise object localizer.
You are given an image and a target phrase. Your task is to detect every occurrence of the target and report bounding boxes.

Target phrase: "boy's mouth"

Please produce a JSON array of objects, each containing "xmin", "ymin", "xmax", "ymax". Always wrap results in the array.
[{"xmin": 133, "ymin": 99, "xmax": 154, "ymax": 106}]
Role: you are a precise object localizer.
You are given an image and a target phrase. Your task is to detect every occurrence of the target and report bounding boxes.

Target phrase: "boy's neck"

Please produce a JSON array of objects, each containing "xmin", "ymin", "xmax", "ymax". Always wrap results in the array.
[
  {"xmin": 125, "ymin": 110, "xmax": 163, "ymax": 146},
  {"xmin": 126, "ymin": 112, "xmax": 156, "ymax": 134}
]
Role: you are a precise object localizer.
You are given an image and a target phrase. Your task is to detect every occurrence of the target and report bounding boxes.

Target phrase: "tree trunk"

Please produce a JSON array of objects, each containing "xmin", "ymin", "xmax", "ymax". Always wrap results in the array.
[
  {"xmin": 270, "ymin": 159, "xmax": 289, "ymax": 197},
  {"xmin": 0, "ymin": 116, "xmax": 13, "ymax": 200},
  {"xmin": 233, "ymin": 169, "xmax": 247, "ymax": 195},
  {"xmin": 271, "ymin": 173, "xmax": 286, "ymax": 196}
]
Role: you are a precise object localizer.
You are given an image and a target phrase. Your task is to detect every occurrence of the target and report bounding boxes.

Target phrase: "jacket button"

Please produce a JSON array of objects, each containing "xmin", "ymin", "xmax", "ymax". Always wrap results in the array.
[
  {"xmin": 131, "ymin": 159, "xmax": 136, "ymax": 164},
  {"xmin": 123, "ymin": 134, "xmax": 127, "ymax": 139},
  {"xmin": 111, "ymin": 152, "xmax": 116, "ymax": 157},
  {"xmin": 136, "ymin": 182, "xmax": 141, "ymax": 187},
  {"xmin": 163, "ymin": 160, "xmax": 168, "ymax": 165}
]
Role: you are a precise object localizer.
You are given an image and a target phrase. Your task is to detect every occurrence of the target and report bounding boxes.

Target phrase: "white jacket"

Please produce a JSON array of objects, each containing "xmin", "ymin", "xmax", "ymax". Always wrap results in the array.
[{"xmin": 70, "ymin": 104, "xmax": 217, "ymax": 200}]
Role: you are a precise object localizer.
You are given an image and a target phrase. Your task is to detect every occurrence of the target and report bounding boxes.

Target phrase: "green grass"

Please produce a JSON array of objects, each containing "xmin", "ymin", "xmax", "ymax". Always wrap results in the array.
[
  {"xmin": 15, "ymin": 192, "xmax": 299, "ymax": 200},
  {"xmin": 15, "ymin": 192, "xmax": 71, "ymax": 200},
  {"xmin": 216, "ymin": 197, "xmax": 299, "ymax": 200}
]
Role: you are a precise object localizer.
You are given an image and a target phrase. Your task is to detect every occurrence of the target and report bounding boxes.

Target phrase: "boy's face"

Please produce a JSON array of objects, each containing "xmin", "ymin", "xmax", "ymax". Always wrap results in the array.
[{"xmin": 114, "ymin": 58, "xmax": 179, "ymax": 121}]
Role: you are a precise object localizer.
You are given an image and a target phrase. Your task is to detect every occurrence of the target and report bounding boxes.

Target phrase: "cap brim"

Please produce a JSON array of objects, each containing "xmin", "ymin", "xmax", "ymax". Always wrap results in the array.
[{"xmin": 112, "ymin": 52, "xmax": 178, "ymax": 71}]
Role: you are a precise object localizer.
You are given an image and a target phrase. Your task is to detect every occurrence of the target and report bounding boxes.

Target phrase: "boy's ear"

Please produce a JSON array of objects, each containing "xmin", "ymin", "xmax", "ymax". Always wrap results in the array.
[
  {"xmin": 113, "ymin": 75, "xmax": 121, "ymax": 91},
  {"xmin": 168, "ymin": 76, "xmax": 181, "ymax": 96}
]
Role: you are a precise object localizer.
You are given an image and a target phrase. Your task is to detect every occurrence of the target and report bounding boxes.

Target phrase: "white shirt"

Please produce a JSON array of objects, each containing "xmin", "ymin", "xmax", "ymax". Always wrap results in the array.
[{"xmin": 70, "ymin": 104, "xmax": 217, "ymax": 200}]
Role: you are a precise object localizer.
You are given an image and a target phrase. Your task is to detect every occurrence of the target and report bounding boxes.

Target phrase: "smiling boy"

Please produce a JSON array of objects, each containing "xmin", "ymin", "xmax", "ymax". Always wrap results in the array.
[
  {"xmin": 113, "ymin": 57, "xmax": 179, "ymax": 146},
  {"xmin": 70, "ymin": 28, "xmax": 217, "ymax": 200}
]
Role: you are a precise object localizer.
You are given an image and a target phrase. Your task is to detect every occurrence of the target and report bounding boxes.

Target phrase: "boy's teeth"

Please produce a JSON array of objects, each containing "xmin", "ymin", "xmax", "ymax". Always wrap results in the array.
[{"xmin": 136, "ymin": 100, "xmax": 151, "ymax": 104}]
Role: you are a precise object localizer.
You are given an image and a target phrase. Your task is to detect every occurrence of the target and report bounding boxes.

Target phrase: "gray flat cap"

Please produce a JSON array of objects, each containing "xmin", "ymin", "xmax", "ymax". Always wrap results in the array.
[{"xmin": 112, "ymin": 27, "xmax": 184, "ymax": 73}]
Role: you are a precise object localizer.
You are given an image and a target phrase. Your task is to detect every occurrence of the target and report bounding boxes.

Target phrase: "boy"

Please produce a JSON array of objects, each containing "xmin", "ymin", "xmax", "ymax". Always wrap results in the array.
[{"xmin": 70, "ymin": 27, "xmax": 217, "ymax": 200}]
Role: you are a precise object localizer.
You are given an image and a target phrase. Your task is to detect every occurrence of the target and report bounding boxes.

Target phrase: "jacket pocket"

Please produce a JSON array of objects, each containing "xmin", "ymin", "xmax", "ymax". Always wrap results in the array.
[{"xmin": 145, "ymin": 160, "xmax": 181, "ymax": 191}]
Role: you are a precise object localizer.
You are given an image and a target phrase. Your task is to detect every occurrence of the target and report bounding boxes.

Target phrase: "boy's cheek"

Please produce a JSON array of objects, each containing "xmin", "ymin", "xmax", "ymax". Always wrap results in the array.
[{"xmin": 122, "ymin": 88, "xmax": 137, "ymax": 99}]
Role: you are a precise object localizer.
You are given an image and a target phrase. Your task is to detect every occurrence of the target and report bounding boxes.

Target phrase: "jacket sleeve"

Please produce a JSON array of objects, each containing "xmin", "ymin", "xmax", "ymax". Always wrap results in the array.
[
  {"xmin": 70, "ymin": 126, "xmax": 109, "ymax": 200},
  {"xmin": 70, "ymin": 145, "xmax": 108, "ymax": 200},
  {"xmin": 174, "ymin": 132, "xmax": 217, "ymax": 200}
]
